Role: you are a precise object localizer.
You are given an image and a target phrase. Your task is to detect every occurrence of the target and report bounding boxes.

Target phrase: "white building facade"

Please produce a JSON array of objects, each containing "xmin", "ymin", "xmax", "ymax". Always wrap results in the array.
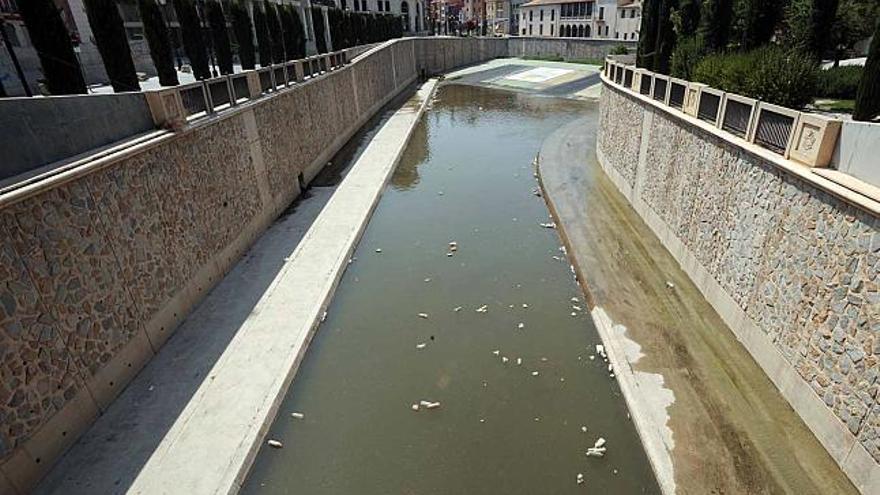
[{"xmin": 517, "ymin": 0, "xmax": 639, "ymax": 40}]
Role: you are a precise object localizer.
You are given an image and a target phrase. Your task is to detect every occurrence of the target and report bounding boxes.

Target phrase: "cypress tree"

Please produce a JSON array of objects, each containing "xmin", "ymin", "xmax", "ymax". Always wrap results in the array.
[
  {"xmin": 637, "ymin": 0, "xmax": 660, "ymax": 69},
  {"xmin": 805, "ymin": 0, "xmax": 840, "ymax": 59},
  {"xmin": 207, "ymin": 1, "xmax": 233, "ymax": 74},
  {"xmin": 853, "ymin": 19, "xmax": 880, "ymax": 121},
  {"xmin": 698, "ymin": 0, "xmax": 734, "ymax": 51},
  {"xmin": 253, "ymin": 3, "xmax": 272, "ymax": 67},
  {"xmin": 84, "ymin": 0, "xmax": 139, "ymax": 92},
  {"xmin": 312, "ymin": 7, "xmax": 327, "ymax": 53},
  {"xmin": 138, "ymin": 0, "xmax": 179, "ymax": 86},
  {"xmin": 739, "ymin": 0, "xmax": 784, "ymax": 50},
  {"xmin": 172, "ymin": 0, "xmax": 210, "ymax": 79},
  {"xmin": 280, "ymin": 5, "xmax": 305, "ymax": 60},
  {"xmin": 230, "ymin": 1, "xmax": 256, "ymax": 69},
  {"xmin": 675, "ymin": 0, "xmax": 701, "ymax": 37},
  {"xmin": 265, "ymin": 1, "xmax": 285, "ymax": 63},
  {"xmin": 19, "ymin": 0, "xmax": 86, "ymax": 94},
  {"xmin": 653, "ymin": 0, "xmax": 678, "ymax": 74}
]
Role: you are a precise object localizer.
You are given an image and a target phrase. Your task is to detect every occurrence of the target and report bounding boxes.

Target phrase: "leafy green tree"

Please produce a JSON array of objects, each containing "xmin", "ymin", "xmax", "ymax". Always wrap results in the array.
[
  {"xmin": 207, "ymin": 1, "xmax": 233, "ymax": 74},
  {"xmin": 698, "ymin": 0, "xmax": 734, "ymax": 51},
  {"xmin": 829, "ymin": 0, "xmax": 880, "ymax": 64},
  {"xmin": 853, "ymin": 18, "xmax": 880, "ymax": 120},
  {"xmin": 138, "ymin": 0, "xmax": 178, "ymax": 86},
  {"xmin": 19, "ymin": 0, "xmax": 86, "ymax": 94},
  {"xmin": 253, "ymin": 3, "xmax": 272, "ymax": 66},
  {"xmin": 637, "ymin": 0, "xmax": 660, "ymax": 69},
  {"xmin": 84, "ymin": 0, "xmax": 139, "ymax": 91},
  {"xmin": 172, "ymin": 0, "xmax": 211, "ymax": 79},
  {"xmin": 264, "ymin": 1, "xmax": 285, "ymax": 63},
  {"xmin": 670, "ymin": 36, "xmax": 705, "ymax": 79},
  {"xmin": 230, "ymin": 0, "xmax": 256, "ymax": 69},
  {"xmin": 784, "ymin": 0, "xmax": 840, "ymax": 59}
]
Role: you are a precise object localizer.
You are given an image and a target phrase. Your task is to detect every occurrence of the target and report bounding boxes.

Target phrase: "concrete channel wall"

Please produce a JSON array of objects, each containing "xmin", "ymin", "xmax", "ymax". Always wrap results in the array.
[
  {"xmin": 597, "ymin": 77, "xmax": 880, "ymax": 493},
  {"xmin": 0, "ymin": 36, "xmax": 507, "ymax": 494},
  {"xmin": 508, "ymin": 37, "xmax": 637, "ymax": 62}
]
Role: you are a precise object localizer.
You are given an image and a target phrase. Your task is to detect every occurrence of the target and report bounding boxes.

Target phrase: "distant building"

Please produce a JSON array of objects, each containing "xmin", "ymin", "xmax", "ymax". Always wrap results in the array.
[{"xmin": 516, "ymin": 0, "xmax": 639, "ymax": 39}]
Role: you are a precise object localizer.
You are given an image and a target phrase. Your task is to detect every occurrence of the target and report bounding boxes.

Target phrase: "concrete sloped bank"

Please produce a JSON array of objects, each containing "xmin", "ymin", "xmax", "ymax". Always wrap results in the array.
[
  {"xmin": 594, "ymin": 75, "xmax": 879, "ymax": 493},
  {"xmin": 538, "ymin": 116, "xmax": 860, "ymax": 494}
]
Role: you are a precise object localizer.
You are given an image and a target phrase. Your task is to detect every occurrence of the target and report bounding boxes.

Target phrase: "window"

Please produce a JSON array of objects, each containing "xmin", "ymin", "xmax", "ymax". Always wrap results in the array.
[
  {"xmin": 615, "ymin": 31, "xmax": 618, "ymax": 38},
  {"xmin": 599, "ymin": 7, "xmax": 604, "ymax": 19},
  {"xmin": 529, "ymin": 10, "xmax": 533, "ymax": 21},
  {"xmin": 522, "ymin": 28, "xmax": 526, "ymax": 35},
  {"xmin": 386, "ymin": 0, "xmax": 390, "ymax": 11},
  {"xmin": 620, "ymin": 9, "xmax": 624, "ymax": 17},
  {"xmin": 551, "ymin": 24, "xmax": 554, "ymax": 35},
  {"xmin": 623, "ymin": 32, "xmax": 627, "ymax": 40},
  {"xmin": 539, "ymin": 24, "xmax": 543, "ymax": 35},
  {"xmin": 631, "ymin": 9, "xmax": 636, "ymax": 18},
  {"xmin": 377, "ymin": 0, "xmax": 383, "ymax": 11},
  {"xmin": 529, "ymin": 25, "xmax": 533, "ymax": 34},
  {"xmin": 540, "ymin": 9, "xmax": 543, "ymax": 21},
  {"xmin": 551, "ymin": 9, "xmax": 555, "ymax": 21}
]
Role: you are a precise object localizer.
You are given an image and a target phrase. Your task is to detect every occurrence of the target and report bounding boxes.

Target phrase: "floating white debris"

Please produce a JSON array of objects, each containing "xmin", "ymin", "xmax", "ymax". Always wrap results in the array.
[
  {"xmin": 534, "ymin": 417, "xmax": 540, "ymax": 422},
  {"xmin": 570, "ymin": 265, "xmax": 576, "ymax": 274},
  {"xmin": 571, "ymin": 312, "xmax": 577, "ymax": 317},
  {"xmin": 446, "ymin": 252, "xmax": 454, "ymax": 257},
  {"xmin": 559, "ymin": 246, "xmax": 567, "ymax": 254},
  {"xmin": 589, "ymin": 355, "xmax": 595, "ymax": 360},
  {"xmin": 594, "ymin": 437, "xmax": 606, "ymax": 448},
  {"xmin": 476, "ymin": 305, "xmax": 488, "ymax": 313},
  {"xmin": 531, "ymin": 371, "xmax": 540, "ymax": 376},
  {"xmin": 320, "ymin": 311, "xmax": 327, "ymax": 322},
  {"xmin": 517, "ymin": 322, "xmax": 525, "ymax": 329},
  {"xmin": 595, "ymin": 344, "xmax": 605, "ymax": 355},
  {"xmin": 552, "ymin": 255, "xmax": 562, "ymax": 261},
  {"xmin": 424, "ymin": 278, "xmax": 432, "ymax": 282},
  {"xmin": 375, "ymin": 248, "xmax": 382, "ymax": 253},
  {"xmin": 572, "ymin": 305, "xmax": 582, "ymax": 312},
  {"xmin": 479, "ymin": 418, "xmax": 486, "ymax": 423},
  {"xmin": 666, "ymin": 281, "xmax": 675, "ymax": 289},
  {"xmin": 576, "ymin": 473, "xmax": 585, "ymax": 484},
  {"xmin": 291, "ymin": 412, "xmax": 305, "ymax": 420},
  {"xmin": 522, "ymin": 303, "xmax": 529, "ymax": 308},
  {"xmin": 502, "ymin": 356, "xmax": 509, "ymax": 363},
  {"xmin": 416, "ymin": 343, "xmax": 427, "ymax": 349},
  {"xmin": 454, "ymin": 306, "xmax": 463, "ymax": 312},
  {"xmin": 509, "ymin": 304, "xmax": 514, "ymax": 308},
  {"xmin": 267, "ymin": 439, "xmax": 283, "ymax": 448},
  {"xmin": 539, "ymin": 222, "xmax": 556, "ymax": 229},
  {"xmin": 610, "ymin": 373, "xmax": 615, "ymax": 378},
  {"xmin": 492, "ymin": 350, "xmax": 500, "ymax": 355},
  {"xmin": 411, "ymin": 403, "xmax": 420, "ymax": 411},
  {"xmin": 571, "ymin": 297, "xmax": 579, "ymax": 303},
  {"xmin": 560, "ymin": 377, "xmax": 565, "ymax": 382},
  {"xmin": 449, "ymin": 241, "xmax": 458, "ymax": 248},
  {"xmin": 516, "ymin": 358, "xmax": 523, "ymax": 366},
  {"xmin": 607, "ymin": 364, "xmax": 613, "ymax": 372},
  {"xmin": 438, "ymin": 191, "xmax": 444, "ymax": 196},
  {"xmin": 418, "ymin": 313, "xmax": 429, "ymax": 319},
  {"xmin": 613, "ymin": 469, "xmax": 619, "ymax": 475},
  {"xmin": 424, "ymin": 401, "xmax": 441, "ymax": 409},
  {"xmin": 585, "ymin": 447, "xmax": 606, "ymax": 457},
  {"xmin": 581, "ymin": 426, "xmax": 588, "ymax": 433}
]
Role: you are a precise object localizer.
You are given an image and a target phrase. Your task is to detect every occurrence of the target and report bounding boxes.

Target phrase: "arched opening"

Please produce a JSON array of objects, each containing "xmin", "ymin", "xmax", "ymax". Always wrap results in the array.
[
  {"xmin": 416, "ymin": 3, "xmax": 421, "ymax": 32},
  {"xmin": 577, "ymin": 25, "xmax": 584, "ymax": 37},
  {"xmin": 585, "ymin": 24, "xmax": 591, "ymax": 37},
  {"xmin": 564, "ymin": 25, "xmax": 571, "ymax": 37},
  {"xmin": 401, "ymin": 1, "xmax": 411, "ymax": 32}
]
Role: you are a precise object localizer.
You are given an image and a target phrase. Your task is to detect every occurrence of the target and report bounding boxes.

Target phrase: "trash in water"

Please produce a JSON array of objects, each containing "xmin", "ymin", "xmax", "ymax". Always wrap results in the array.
[
  {"xmin": 531, "ymin": 371, "xmax": 540, "ymax": 376},
  {"xmin": 539, "ymin": 222, "xmax": 556, "ymax": 229},
  {"xmin": 476, "ymin": 305, "xmax": 488, "ymax": 313},
  {"xmin": 375, "ymin": 248, "xmax": 382, "ymax": 253},
  {"xmin": 492, "ymin": 350, "xmax": 500, "ymax": 355},
  {"xmin": 571, "ymin": 297, "xmax": 579, "ymax": 303},
  {"xmin": 416, "ymin": 343, "xmax": 427, "ymax": 349},
  {"xmin": 572, "ymin": 305, "xmax": 582, "ymax": 312},
  {"xmin": 517, "ymin": 322, "xmax": 525, "ymax": 329},
  {"xmin": 454, "ymin": 306, "xmax": 463, "ymax": 312},
  {"xmin": 291, "ymin": 412, "xmax": 305, "ymax": 420},
  {"xmin": 522, "ymin": 303, "xmax": 529, "ymax": 308},
  {"xmin": 424, "ymin": 278, "xmax": 431, "ymax": 283},
  {"xmin": 594, "ymin": 437, "xmax": 606, "ymax": 448},
  {"xmin": 576, "ymin": 473, "xmax": 584, "ymax": 485},
  {"xmin": 666, "ymin": 281, "xmax": 675, "ymax": 289},
  {"xmin": 411, "ymin": 403, "xmax": 420, "ymax": 411},
  {"xmin": 267, "ymin": 439, "xmax": 283, "ymax": 448},
  {"xmin": 502, "ymin": 356, "xmax": 509, "ymax": 363},
  {"xmin": 571, "ymin": 312, "xmax": 577, "ymax": 317},
  {"xmin": 581, "ymin": 426, "xmax": 588, "ymax": 433},
  {"xmin": 418, "ymin": 313, "xmax": 429, "ymax": 319},
  {"xmin": 585, "ymin": 447, "xmax": 606, "ymax": 457}
]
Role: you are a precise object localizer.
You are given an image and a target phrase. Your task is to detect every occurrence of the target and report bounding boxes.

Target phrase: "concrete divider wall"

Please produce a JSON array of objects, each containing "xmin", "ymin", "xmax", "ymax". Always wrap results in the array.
[
  {"xmin": 0, "ymin": 36, "xmax": 507, "ymax": 494},
  {"xmin": 597, "ymin": 80, "xmax": 880, "ymax": 493},
  {"xmin": 508, "ymin": 37, "xmax": 638, "ymax": 62}
]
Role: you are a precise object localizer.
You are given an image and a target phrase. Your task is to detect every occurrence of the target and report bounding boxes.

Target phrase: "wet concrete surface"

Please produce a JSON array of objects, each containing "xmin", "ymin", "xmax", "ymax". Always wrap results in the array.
[
  {"xmin": 240, "ymin": 85, "xmax": 659, "ymax": 494},
  {"xmin": 539, "ymin": 116, "xmax": 859, "ymax": 495}
]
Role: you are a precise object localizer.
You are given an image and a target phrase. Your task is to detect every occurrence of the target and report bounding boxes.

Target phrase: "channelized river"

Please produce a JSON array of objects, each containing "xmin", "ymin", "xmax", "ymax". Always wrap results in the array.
[{"xmin": 241, "ymin": 84, "xmax": 659, "ymax": 494}]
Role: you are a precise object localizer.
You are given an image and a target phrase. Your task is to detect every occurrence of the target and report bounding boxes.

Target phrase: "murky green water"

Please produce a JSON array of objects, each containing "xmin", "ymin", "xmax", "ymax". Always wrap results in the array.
[{"xmin": 241, "ymin": 85, "xmax": 659, "ymax": 494}]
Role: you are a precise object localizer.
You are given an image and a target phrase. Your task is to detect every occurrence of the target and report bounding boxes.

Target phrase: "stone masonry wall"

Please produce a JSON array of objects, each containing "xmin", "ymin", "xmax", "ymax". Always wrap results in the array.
[
  {"xmin": 0, "ymin": 37, "xmax": 507, "ymax": 494},
  {"xmin": 597, "ymin": 83, "xmax": 880, "ymax": 489}
]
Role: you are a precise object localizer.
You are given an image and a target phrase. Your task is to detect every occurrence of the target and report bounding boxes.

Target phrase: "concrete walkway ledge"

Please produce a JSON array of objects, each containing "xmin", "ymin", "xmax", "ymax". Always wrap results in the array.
[{"xmin": 55, "ymin": 79, "xmax": 436, "ymax": 495}]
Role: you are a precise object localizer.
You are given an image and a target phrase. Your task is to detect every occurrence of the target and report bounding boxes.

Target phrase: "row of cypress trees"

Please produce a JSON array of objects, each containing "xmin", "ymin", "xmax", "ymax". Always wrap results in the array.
[{"xmin": 15, "ymin": 0, "xmax": 402, "ymax": 96}]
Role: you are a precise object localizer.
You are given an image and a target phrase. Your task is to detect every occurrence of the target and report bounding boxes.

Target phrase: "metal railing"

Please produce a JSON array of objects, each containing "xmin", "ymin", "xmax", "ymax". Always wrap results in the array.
[
  {"xmin": 721, "ymin": 99, "xmax": 752, "ymax": 138},
  {"xmin": 697, "ymin": 91, "xmax": 720, "ymax": 124},
  {"xmin": 668, "ymin": 81, "xmax": 686, "ymax": 109}
]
